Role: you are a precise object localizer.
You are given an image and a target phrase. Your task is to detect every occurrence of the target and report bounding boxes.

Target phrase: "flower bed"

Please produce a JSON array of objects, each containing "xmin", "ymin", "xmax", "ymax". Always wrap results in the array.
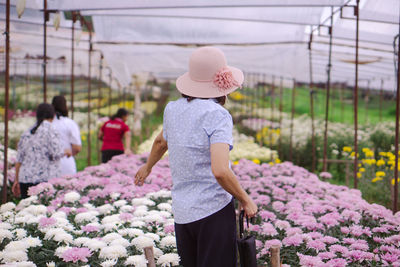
[{"xmin": 1, "ymin": 154, "xmax": 400, "ymax": 266}]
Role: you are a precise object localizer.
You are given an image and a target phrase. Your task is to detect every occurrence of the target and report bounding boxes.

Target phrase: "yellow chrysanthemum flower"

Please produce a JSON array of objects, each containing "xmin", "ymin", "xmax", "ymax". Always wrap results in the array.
[
  {"xmin": 343, "ymin": 146, "xmax": 352, "ymax": 153},
  {"xmin": 379, "ymin": 152, "xmax": 387, "ymax": 157},
  {"xmin": 269, "ymin": 162, "xmax": 274, "ymax": 166},
  {"xmin": 365, "ymin": 151, "xmax": 374, "ymax": 157},
  {"xmin": 275, "ymin": 158, "xmax": 281, "ymax": 164},
  {"xmin": 376, "ymin": 171, "xmax": 385, "ymax": 177},
  {"xmin": 357, "ymin": 172, "xmax": 362, "ymax": 178},
  {"xmin": 376, "ymin": 159, "xmax": 385, "ymax": 167},
  {"xmin": 252, "ymin": 159, "xmax": 261, "ymax": 164},
  {"xmin": 371, "ymin": 177, "xmax": 383, "ymax": 183},
  {"xmin": 359, "ymin": 168, "xmax": 365, "ymax": 173},
  {"xmin": 233, "ymin": 161, "xmax": 239, "ymax": 165}
]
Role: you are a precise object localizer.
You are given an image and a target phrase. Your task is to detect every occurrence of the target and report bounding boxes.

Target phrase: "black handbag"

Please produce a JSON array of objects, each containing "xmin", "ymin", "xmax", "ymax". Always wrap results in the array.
[{"xmin": 237, "ymin": 210, "xmax": 257, "ymax": 267}]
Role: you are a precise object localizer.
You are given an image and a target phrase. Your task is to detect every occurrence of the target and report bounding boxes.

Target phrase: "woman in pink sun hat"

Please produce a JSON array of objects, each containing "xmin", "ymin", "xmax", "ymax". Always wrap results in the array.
[{"xmin": 135, "ymin": 46, "xmax": 257, "ymax": 267}]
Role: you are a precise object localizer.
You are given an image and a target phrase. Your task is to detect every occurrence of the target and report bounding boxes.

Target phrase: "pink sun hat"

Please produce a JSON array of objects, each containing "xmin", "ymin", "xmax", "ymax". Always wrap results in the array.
[{"xmin": 176, "ymin": 46, "xmax": 244, "ymax": 98}]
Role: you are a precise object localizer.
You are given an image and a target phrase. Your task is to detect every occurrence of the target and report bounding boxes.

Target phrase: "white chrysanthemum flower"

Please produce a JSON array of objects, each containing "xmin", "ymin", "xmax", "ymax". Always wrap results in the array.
[
  {"xmin": 133, "ymin": 209, "xmax": 148, "ymax": 217},
  {"xmin": 110, "ymin": 238, "xmax": 130, "ymax": 248},
  {"xmin": 102, "ymin": 233, "xmax": 123, "ymax": 244},
  {"xmin": 14, "ymin": 228, "xmax": 27, "ymax": 240},
  {"xmin": 125, "ymin": 255, "xmax": 147, "ymax": 267},
  {"xmin": 143, "ymin": 214, "xmax": 164, "ymax": 224},
  {"xmin": 157, "ymin": 203, "xmax": 172, "ymax": 212},
  {"xmin": 110, "ymin": 193, "xmax": 120, "ymax": 200},
  {"xmin": 166, "ymin": 219, "xmax": 175, "ymax": 225},
  {"xmin": 157, "ymin": 253, "xmax": 180, "ymax": 267},
  {"xmin": 14, "ymin": 215, "xmax": 34, "ymax": 224},
  {"xmin": 102, "ymin": 214, "xmax": 120, "ymax": 225},
  {"xmin": 100, "ymin": 259, "xmax": 117, "ymax": 267},
  {"xmin": 98, "ymin": 204, "xmax": 115, "ymax": 215},
  {"xmin": 135, "ymin": 205, "xmax": 149, "ymax": 211},
  {"xmin": 16, "ymin": 196, "xmax": 38, "ymax": 209},
  {"xmin": 0, "ymin": 250, "xmax": 29, "ymax": 263},
  {"xmin": 84, "ymin": 239, "xmax": 107, "ymax": 251},
  {"xmin": 0, "ymin": 222, "xmax": 12, "ymax": 229},
  {"xmin": 5, "ymin": 260, "xmax": 37, "ymax": 267},
  {"xmin": 130, "ymin": 221, "xmax": 146, "ymax": 228},
  {"xmin": 23, "ymin": 237, "xmax": 42, "ymax": 248},
  {"xmin": 102, "ymin": 223, "xmax": 119, "ymax": 232},
  {"xmin": 75, "ymin": 212, "xmax": 98, "ymax": 224},
  {"xmin": 147, "ymin": 190, "xmax": 171, "ymax": 199},
  {"xmin": 119, "ymin": 228, "xmax": 144, "ymax": 238},
  {"xmin": 63, "ymin": 191, "xmax": 80, "ymax": 202},
  {"xmin": 24, "ymin": 205, "xmax": 47, "ymax": 216},
  {"xmin": 144, "ymin": 233, "xmax": 160, "ymax": 242},
  {"xmin": 131, "ymin": 236, "xmax": 154, "ymax": 250},
  {"xmin": 46, "ymin": 262, "xmax": 56, "ymax": 267},
  {"xmin": 159, "ymin": 211, "xmax": 172, "ymax": 218},
  {"xmin": 131, "ymin": 198, "xmax": 148, "ymax": 206},
  {"xmin": 4, "ymin": 240, "xmax": 29, "ymax": 251},
  {"xmin": 160, "ymin": 236, "xmax": 177, "ymax": 248},
  {"xmin": 120, "ymin": 205, "xmax": 134, "ymax": 213},
  {"xmin": 1, "ymin": 202, "xmax": 16, "ymax": 213},
  {"xmin": 153, "ymin": 247, "xmax": 164, "ymax": 259},
  {"xmin": 1, "ymin": 211, "xmax": 14, "ymax": 220},
  {"xmin": 74, "ymin": 237, "xmax": 91, "ymax": 246},
  {"xmin": 113, "ymin": 200, "xmax": 127, "ymax": 207},
  {"xmin": 99, "ymin": 245, "xmax": 127, "ymax": 259},
  {"xmin": 44, "ymin": 228, "xmax": 73, "ymax": 244},
  {"xmin": 55, "ymin": 246, "xmax": 71, "ymax": 257},
  {"xmin": 51, "ymin": 211, "xmax": 67, "ymax": 219},
  {"xmin": 0, "ymin": 229, "xmax": 13, "ymax": 242}
]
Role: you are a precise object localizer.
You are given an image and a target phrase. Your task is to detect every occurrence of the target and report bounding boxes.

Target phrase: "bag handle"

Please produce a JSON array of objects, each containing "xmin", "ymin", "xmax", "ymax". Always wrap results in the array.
[{"xmin": 239, "ymin": 210, "xmax": 250, "ymax": 238}]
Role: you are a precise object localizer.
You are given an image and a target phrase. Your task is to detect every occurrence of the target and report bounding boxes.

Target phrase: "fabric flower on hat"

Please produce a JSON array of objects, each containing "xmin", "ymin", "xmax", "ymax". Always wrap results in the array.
[{"xmin": 213, "ymin": 67, "xmax": 240, "ymax": 92}]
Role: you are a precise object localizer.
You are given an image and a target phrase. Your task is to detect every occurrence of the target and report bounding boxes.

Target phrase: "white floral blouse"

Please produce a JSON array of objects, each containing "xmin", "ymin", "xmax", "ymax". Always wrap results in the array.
[{"xmin": 17, "ymin": 121, "xmax": 64, "ymax": 184}]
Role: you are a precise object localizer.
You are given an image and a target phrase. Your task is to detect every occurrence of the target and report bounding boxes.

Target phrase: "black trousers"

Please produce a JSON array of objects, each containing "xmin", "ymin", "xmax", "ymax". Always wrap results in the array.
[
  {"xmin": 20, "ymin": 183, "xmax": 38, "ymax": 199},
  {"xmin": 174, "ymin": 199, "xmax": 237, "ymax": 267},
  {"xmin": 101, "ymin": 149, "xmax": 124, "ymax": 163}
]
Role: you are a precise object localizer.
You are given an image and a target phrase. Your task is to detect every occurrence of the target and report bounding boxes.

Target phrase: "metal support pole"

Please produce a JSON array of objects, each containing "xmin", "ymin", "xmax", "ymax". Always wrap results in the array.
[
  {"xmin": 289, "ymin": 79, "xmax": 296, "ymax": 162},
  {"xmin": 278, "ymin": 77, "xmax": 283, "ymax": 157},
  {"xmin": 25, "ymin": 58, "xmax": 30, "ymax": 108},
  {"xmin": 1, "ymin": 0, "xmax": 10, "ymax": 204},
  {"xmin": 379, "ymin": 79, "xmax": 384, "ymax": 121},
  {"xmin": 87, "ymin": 26, "xmax": 93, "ymax": 166},
  {"xmin": 70, "ymin": 12, "xmax": 76, "ymax": 119},
  {"xmin": 43, "ymin": 0, "xmax": 48, "ymax": 102},
  {"xmin": 270, "ymin": 76, "xmax": 275, "ymax": 147},
  {"xmin": 108, "ymin": 69, "xmax": 112, "ymax": 117},
  {"xmin": 309, "ymin": 31, "xmax": 316, "ymax": 172},
  {"xmin": 353, "ymin": 0, "xmax": 360, "ymax": 189},
  {"xmin": 97, "ymin": 55, "xmax": 103, "ymax": 163},
  {"xmin": 322, "ymin": 7, "xmax": 334, "ymax": 172},
  {"xmin": 365, "ymin": 80, "xmax": 370, "ymax": 123},
  {"xmin": 393, "ymin": 5, "xmax": 400, "ymax": 213}
]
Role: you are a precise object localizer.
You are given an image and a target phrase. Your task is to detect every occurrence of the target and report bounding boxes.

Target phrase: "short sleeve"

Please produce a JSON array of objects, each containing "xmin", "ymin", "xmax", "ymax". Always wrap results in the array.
[
  {"xmin": 162, "ymin": 103, "xmax": 170, "ymax": 141},
  {"xmin": 204, "ymin": 109, "xmax": 233, "ymax": 150},
  {"xmin": 122, "ymin": 122, "xmax": 130, "ymax": 133},
  {"xmin": 16, "ymin": 135, "xmax": 26, "ymax": 163},
  {"xmin": 69, "ymin": 120, "xmax": 82, "ymax": 145}
]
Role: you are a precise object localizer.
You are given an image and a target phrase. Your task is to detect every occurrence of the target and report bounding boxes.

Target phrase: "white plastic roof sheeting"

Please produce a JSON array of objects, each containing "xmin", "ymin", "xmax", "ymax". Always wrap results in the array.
[{"xmin": 0, "ymin": 0, "xmax": 398, "ymax": 92}]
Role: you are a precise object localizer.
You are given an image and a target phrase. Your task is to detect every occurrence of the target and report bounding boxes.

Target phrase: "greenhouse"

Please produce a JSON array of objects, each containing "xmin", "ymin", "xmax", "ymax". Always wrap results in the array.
[{"xmin": 1, "ymin": 0, "xmax": 400, "ymax": 266}]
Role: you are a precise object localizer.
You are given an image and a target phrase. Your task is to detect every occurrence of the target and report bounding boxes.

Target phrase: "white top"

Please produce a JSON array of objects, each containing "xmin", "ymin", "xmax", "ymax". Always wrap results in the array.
[
  {"xmin": 52, "ymin": 116, "xmax": 82, "ymax": 176},
  {"xmin": 163, "ymin": 98, "xmax": 233, "ymax": 224}
]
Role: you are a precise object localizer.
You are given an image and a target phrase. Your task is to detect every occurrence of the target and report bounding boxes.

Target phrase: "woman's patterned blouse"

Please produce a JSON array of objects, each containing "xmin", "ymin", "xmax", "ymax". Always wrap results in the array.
[{"xmin": 17, "ymin": 120, "xmax": 64, "ymax": 184}]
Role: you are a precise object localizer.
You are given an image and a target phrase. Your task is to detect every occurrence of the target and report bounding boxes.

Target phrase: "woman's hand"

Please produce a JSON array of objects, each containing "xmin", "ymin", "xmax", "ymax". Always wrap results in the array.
[
  {"xmin": 64, "ymin": 149, "xmax": 72, "ymax": 157},
  {"xmin": 135, "ymin": 164, "xmax": 151, "ymax": 186},
  {"xmin": 124, "ymin": 148, "xmax": 132, "ymax": 155},
  {"xmin": 241, "ymin": 197, "xmax": 258, "ymax": 218},
  {"xmin": 12, "ymin": 182, "xmax": 20, "ymax": 197}
]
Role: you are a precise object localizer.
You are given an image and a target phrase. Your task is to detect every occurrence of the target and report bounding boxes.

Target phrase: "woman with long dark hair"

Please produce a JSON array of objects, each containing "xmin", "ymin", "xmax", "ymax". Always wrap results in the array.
[
  {"xmin": 99, "ymin": 108, "xmax": 131, "ymax": 163},
  {"xmin": 12, "ymin": 103, "xmax": 72, "ymax": 199},
  {"xmin": 135, "ymin": 47, "xmax": 257, "ymax": 267},
  {"xmin": 52, "ymin": 95, "xmax": 82, "ymax": 176}
]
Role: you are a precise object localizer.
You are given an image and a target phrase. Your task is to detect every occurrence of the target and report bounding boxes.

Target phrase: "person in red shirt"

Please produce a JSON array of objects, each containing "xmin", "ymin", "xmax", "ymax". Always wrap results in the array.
[{"xmin": 98, "ymin": 108, "xmax": 132, "ymax": 163}]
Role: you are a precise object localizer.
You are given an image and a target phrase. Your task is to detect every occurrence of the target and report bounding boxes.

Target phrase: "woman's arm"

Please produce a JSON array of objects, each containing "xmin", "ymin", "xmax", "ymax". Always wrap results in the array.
[
  {"xmin": 12, "ymin": 162, "xmax": 21, "ymax": 197},
  {"xmin": 98, "ymin": 129, "xmax": 103, "ymax": 140},
  {"xmin": 71, "ymin": 144, "xmax": 82, "ymax": 156},
  {"xmin": 123, "ymin": 131, "xmax": 132, "ymax": 154},
  {"xmin": 135, "ymin": 131, "xmax": 168, "ymax": 186},
  {"xmin": 210, "ymin": 143, "xmax": 258, "ymax": 218}
]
